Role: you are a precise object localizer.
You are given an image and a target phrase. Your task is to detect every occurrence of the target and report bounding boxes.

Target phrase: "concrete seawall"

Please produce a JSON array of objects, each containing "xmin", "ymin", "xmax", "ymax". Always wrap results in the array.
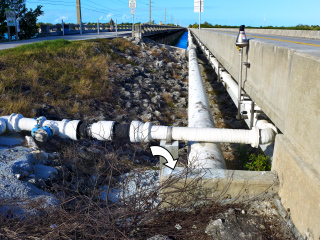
[{"xmin": 190, "ymin": 28, "xmax": 320, "ymax": 239}]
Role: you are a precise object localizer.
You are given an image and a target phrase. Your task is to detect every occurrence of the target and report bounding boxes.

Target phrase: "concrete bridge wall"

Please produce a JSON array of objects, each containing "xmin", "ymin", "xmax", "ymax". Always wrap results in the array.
[
  {"xmin": 190, "ymin": 28, "xmax": 320, "ymax": 239},
  {"xmin": 204, "ymin": 27, "xmax": 320, "ymax": 40},
  {"xmin": 148, "ymin": 29, "xmax": 186, "ymax": 45}
]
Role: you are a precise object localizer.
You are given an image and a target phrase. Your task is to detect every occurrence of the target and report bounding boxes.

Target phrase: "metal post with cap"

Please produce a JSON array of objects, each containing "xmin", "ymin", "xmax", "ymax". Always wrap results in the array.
[{"xmin": 235, "ymin": 25, "xmax": 249, "ymax": 120}]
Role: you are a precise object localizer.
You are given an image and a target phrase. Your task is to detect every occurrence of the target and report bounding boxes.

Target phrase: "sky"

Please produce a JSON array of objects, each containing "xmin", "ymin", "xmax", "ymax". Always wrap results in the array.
[{"xmin": 24, "ymin": 0, "xmax": 320, "ymax": 27}]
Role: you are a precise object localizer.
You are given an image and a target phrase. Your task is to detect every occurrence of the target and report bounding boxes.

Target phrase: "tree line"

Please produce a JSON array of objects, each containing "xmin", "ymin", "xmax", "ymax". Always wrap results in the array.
[{"xmin": 0, "ymin": 0, "xmax": 43, "ymax": 40}]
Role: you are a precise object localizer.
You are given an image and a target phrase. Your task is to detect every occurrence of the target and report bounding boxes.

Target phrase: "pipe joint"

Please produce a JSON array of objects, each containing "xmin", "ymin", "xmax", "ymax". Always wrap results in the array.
[
  {"xmin": 89, "ymin": 121, "xmax": 115, "ymax": 141},
  {"xmin": 7, "ymin": 113, "xmax": 24, "ymax": 132},
  {"xmin": 58, "ymin": 119, "xmax": 81, "ymax": 140},
  {"xmin": 251, "ymin": 126, "xmax": 260, "ymax": 148},
  {"xmin": 130, "ymin": 121, "xmax": 152, "ymax": 142}
]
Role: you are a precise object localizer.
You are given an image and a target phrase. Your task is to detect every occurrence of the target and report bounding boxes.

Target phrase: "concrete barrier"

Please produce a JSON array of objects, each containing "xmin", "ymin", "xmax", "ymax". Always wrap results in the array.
[
  {"xmin": 204, "ymin": 28, "xmax": 320, "ymax": 39},
  {"xmin": 190, "ymin": 28, "xmax": 320, "ymax": 239}
]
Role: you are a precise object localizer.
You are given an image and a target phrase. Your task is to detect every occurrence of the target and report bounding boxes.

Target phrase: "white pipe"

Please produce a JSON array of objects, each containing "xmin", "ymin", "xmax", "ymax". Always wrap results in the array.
[
  {"xmin": 0, "ymin": 113, "xmax": 275, "ymax": 154},
  {"xmin": 0, "ymin": 114, "xmax": 118, "ymax": 142},
  {"xmin": 89, "ymin": 121, "xmax": 115, "ymax": 141},
  {"xmin": 188, "ymin": 42, "xmax": 226, "ymax": 169},
  {"xmin": 0, "ymin": 118, "xmax": 6, "ymax": 135},
  {"xmin": 0, "ymin": 114, "xmax": 80, "ymax": 141},
  {"xmin": 129, "ymin": 121, "xmax": 276, "ymax": 147},
  {"xmin": 43, "ymin": 119, "xmax": 80, "ymax": 140},
  {"xmin": 190, "ymin": 31, "xmax": 278, "ymax": 154}
]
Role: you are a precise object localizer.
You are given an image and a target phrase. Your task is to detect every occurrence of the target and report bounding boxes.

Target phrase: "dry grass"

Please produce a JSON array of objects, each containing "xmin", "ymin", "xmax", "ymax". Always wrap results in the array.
[
  {"xmin": 0, "ymin": 142, "xmax": 290, "ymax": 240},
  {"xmin": 0, "ymin": 38, "xmax": 138, "ymax": 118},
  {"xmin": 173, "ymin": 73, "xmax": 181, "ymax": 80},
  {"xmin": 162, "ymin": 93, "xmax": 174, "ymax": 108},
  {"xmin": 0, "ymin": 141, "xmax": 229, "ymax": 239}
]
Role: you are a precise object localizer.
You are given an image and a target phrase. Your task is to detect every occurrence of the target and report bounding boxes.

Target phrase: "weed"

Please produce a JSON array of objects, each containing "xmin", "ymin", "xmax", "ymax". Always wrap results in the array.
[
  {"xmin": 236, "ymin": 144, "xmax": 271, "ymax": 171},
  {"xmin": 245, "ymin": 153, "xmax": 271, "ymax": 171},
  {"xmin": 168, "ymin": 102, "xmax": 175, "ymax": 108}
]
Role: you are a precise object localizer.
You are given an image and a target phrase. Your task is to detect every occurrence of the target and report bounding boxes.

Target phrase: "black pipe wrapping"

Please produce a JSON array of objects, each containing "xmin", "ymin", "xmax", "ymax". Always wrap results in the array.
[{"xmin": 113, "ymin": 123, "xmax": 130, "ymax": 140}]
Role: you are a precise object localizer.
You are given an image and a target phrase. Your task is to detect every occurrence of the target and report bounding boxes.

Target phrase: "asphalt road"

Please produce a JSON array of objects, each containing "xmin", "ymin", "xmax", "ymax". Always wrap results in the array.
[
  {"xmin": 204, "ymin": 29, "xmax": 320, "ymax": 57},
  {"xmin": 0, "ymin": 31, "xmax": 132, "ymax": 51}
]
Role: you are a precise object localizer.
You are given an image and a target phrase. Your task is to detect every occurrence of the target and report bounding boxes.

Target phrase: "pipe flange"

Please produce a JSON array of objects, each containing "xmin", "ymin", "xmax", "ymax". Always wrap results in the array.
[
  {"xmin": 43, "ymin": 123, "xmax": 56, "ymax": 136},
  {"xmin": 251, "ymin": 126, "xmax": 260, "ymax": 148},
  {"xmin": 7, "ymin": 113, "xmax": 23, "ymax": 132}
]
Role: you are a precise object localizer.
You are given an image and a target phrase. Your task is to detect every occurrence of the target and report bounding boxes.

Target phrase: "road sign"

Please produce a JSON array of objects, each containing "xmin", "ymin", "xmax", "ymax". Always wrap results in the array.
[
  {"xmin": 194, "ymin": 0, "xmax": 204, "ymax": 12},
  {"xmin": 7, "ymin": 17, "xmax": 15, "ymax": 26},
  {"xmin": 131, "ymin": 8, "xmax": 135, "ymax": 15},
  {"xmin": 5, "ymin": 9, "xmax": 15, "ymax": 18},
  {"xmin": 5, "ymin": 9, "xmax": 16, "ymax": 26},
  {"xmin": 129, "ymin": 0, "xmax": 136, "ymax": 8}
]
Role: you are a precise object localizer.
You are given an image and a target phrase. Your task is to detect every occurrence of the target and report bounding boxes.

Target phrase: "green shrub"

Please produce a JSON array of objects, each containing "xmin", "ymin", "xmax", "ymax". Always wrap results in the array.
[{"xmin": 245, "ymin": 153, "xmax": 271, "ymax": 171}]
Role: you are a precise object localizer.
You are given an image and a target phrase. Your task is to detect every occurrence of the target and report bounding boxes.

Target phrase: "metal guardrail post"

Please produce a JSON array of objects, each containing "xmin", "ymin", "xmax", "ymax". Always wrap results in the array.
[
  {"xmin": 62, "ymin": 19, "xmax": 64, "ymax": 36},
  {"xmin": 80, "ymin": 18, "xmax": 83, "ymax": 35},
  {"xmin": 97, "ymin": 19, "xmax": 99, "ymax": 34}
]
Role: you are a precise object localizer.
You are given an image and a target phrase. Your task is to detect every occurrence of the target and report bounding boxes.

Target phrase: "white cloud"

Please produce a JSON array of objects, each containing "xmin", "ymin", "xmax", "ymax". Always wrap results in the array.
[
  {"xmin": 121, "ymin": 14, "xmax": 130, "ymax": 20},
  {"xmin": 54, "ymin": 16, "xmax": 69, "ymax": 22},
  {"xmin": 99, "ymin": 16, "xmax": 103, "ymax": 20},
  {"xmin": 104, "ymin": 13, "xmax": 114, "ymax": 20}
]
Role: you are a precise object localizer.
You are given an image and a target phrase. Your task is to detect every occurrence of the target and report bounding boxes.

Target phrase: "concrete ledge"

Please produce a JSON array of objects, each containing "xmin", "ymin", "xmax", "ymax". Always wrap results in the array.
[
  {"xmin": 160, "ymin": 167, "xmax": 279, "ymax": 205},
  {"xmin": 203, "ymin": 28, "xmax": 320, "ymax": 40},
  {"xmin": 273, "ymin": 134, "xmax": 320, "ymax": 240}
]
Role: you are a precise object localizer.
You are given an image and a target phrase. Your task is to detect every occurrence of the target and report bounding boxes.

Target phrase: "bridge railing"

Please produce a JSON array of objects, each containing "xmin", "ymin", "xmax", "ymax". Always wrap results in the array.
[
  {"xmin": 134, "ymin": 24, "xmax": 184, "ymax": 38},
  {"xmin": 39, "ymin": 23, "xmax": 133, "ymax": 37}
]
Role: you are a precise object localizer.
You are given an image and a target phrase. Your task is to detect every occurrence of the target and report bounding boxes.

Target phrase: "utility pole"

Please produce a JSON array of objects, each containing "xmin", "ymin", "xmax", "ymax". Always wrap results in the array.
[
  {"xmin": 165, "ymin": 8, "xmax": 166, "ymax": 25},
  {"xmin": 76, "ymin": 0, "xmax": 82, "ymax": 25},
  {"xmin": 149, "ymin": 0, "xmax": 151, "ymax": 24},
  {"xmin": 199, "ymin": 0, "xmax": 201, "ymax": 31}
]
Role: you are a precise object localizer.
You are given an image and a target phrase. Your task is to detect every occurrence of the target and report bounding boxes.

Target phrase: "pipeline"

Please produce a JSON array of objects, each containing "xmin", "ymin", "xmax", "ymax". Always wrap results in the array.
[
  {"xmin": 0, "ymin": 114, "xmax": 276, "ymax": 147},
  {"xmin": 0, "ymin": 30, "xmax": 277, "ymax": 170},
  {"xmin": 189, "ymin": 31, "xmax": 278, "ymax": 134},
  {"xmin": 187, "ymin": 31, "xmax": 225, "ymax": 169}
]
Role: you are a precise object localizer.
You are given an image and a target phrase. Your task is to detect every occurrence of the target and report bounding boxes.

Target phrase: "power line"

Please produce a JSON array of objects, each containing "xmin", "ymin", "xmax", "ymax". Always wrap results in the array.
[{"xmin": 26, "ymin": 1, "xmax": 74, "ymax": 7}]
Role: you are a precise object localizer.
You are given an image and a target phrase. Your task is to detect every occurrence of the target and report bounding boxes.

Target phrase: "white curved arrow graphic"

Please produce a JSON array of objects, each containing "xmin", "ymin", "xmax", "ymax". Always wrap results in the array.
[{"xmin": 150, "ymin": 146, "xmax": 178, "ymax": 170}]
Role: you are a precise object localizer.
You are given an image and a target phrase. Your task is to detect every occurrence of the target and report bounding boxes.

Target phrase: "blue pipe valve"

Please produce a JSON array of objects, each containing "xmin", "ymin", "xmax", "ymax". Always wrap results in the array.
[{"xmin": 31, "ymin": 117, "xmax": 53, "ymax": 142}]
